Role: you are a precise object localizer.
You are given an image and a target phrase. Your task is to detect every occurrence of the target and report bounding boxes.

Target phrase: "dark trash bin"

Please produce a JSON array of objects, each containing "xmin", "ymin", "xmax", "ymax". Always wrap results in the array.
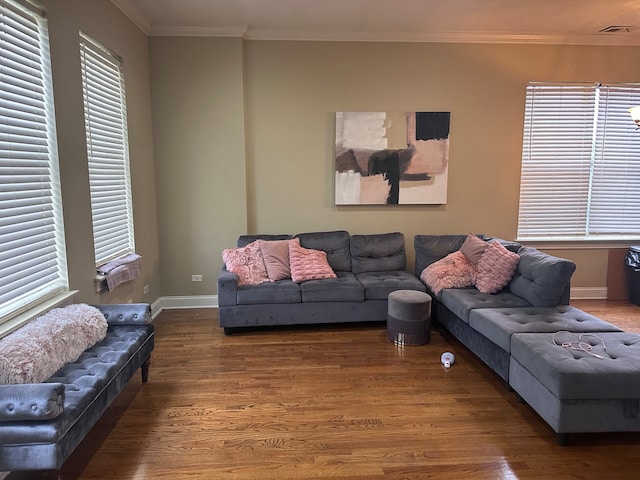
[{"xmin": 625, "ymin": 246, "xmax": 640, "ymax": 306}]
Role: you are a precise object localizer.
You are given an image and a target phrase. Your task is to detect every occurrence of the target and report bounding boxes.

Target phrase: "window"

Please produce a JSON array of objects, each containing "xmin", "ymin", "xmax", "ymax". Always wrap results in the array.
[
  {"xmin": 80, "ymin": 33, "xmax": 135, "ymax": 266},
  {"xmin": 518, "ymin": 82, "xmax": 640, "ymax": 241},
  {"xmin": 0, "ymin": 0, "xmax": 68, "ymax": 325}
]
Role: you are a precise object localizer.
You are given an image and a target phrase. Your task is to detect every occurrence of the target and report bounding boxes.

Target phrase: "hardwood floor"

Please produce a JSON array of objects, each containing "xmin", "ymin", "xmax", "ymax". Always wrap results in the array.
[{"xmin": 9, "ymin": 300, "xmax": 640, "ymax": 479}]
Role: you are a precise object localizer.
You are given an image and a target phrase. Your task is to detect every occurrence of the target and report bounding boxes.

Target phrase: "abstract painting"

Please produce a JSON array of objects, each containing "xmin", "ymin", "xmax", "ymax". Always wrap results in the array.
[{"xmin": 335, "ymin": 111, "xmax": 450, "ymax": 205}]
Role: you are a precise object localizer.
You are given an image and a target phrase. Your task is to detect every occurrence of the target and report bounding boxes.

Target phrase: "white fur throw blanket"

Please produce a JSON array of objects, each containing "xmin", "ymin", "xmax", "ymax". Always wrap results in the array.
[{"xmin": 0, "ymin": 304, "xmax": 108, "ymax": 384}]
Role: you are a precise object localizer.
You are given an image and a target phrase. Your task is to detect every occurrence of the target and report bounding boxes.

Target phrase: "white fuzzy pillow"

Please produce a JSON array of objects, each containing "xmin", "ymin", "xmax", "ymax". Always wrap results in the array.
[{"xmin": 0, "ymin": 304, "xmax": 108, "ymax": 384}]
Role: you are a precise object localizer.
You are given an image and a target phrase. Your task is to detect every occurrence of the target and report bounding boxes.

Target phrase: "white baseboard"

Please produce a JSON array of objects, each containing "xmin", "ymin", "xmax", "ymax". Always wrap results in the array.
[
  {"xmin": 570, "ymin": 287, "xmax": 608, "ymax": 300},
  {"xmin": 151, "ymin": 295, "xmax": 218, "ymax": 318}
]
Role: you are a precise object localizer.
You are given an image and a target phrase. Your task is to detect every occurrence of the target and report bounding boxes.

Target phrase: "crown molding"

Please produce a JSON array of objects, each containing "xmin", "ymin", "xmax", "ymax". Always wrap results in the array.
[
  {"xmin": 149, "ymin": 25, "xmax": 250, "ymax": 37},
  {"xmin": 108, "ymin": 1, "xmax": 640, "ymax": 46},
  {"xmin": 110, "ymin": 0, "xmax": 152, "ymax": 35},
  {"xmin": 242, "ymin": 29, "xmax": 640, "ymax": 46},
  {"xmin": 149, "ymin": 27, "xmax": 640, "ymax": 46}
]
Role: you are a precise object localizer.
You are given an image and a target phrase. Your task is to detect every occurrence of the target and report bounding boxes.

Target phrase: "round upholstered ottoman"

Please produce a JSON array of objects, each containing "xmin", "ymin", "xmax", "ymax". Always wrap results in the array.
[{"xmin": 387, "ymin": 290, "xmax": 432, "ymax": 345}]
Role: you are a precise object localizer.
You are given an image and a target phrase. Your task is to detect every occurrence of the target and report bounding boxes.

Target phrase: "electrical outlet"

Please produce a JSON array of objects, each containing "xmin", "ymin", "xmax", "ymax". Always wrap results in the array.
[
  {"xmin": 191, "ymin": 274, "xmax": 203, "ymax": 282},
  {"xmin": 143, "ymin": 285, "xmax": 149, "ymax": 295}
]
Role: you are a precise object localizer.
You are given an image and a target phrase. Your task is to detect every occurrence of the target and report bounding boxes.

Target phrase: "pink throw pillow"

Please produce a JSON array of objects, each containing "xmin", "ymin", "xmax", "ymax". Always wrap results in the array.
[
  {"xmin": 222, "ymin": 241, "xmax": 269, "ymax": 286},
  {"xmin": 476, "ymin": 241, "xmax": 520, "ymax": 294},
  {"xmin": 420, "ymin": 251, "xmax": 477, "ymax": 295},
  {"xmin": 258, "ymin": 239, "xmax": 291, "ymax": 281},
  {"xmin": 288, "ymin": 238, "xmax": 337, "ymax": 283}
]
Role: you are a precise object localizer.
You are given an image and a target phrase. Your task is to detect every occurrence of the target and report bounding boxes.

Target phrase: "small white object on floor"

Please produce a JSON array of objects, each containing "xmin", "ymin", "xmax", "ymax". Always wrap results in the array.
[{"xmin": 441, "ymin": 352, "xmax": 455, "ymax": 368}]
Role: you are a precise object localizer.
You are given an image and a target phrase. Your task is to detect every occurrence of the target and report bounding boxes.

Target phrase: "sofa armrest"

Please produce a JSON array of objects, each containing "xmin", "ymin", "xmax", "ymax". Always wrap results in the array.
[
  {"xmin": 0, "ymin": 383, "xmax": 65, "ymax": 421},
  {"xmin": 508, "ymin": 246, "xmax": 576, "ymax": 307},
  {"xmin": 217, "ymin": 267, "xmax": 238, "ymax": 306},
  {"xmin": 94, "ymin": 303, "xmax": 151, "ymax": 326}
]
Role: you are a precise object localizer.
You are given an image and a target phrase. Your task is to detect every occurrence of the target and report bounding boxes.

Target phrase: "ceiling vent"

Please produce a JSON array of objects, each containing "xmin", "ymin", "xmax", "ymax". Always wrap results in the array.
[{"xmin": 599, "ymin": 25, "xmax": 636, "ymax": 33}]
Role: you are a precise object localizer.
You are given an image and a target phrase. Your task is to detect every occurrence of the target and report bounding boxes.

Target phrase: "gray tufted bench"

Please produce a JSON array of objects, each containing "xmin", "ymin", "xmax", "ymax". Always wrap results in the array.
[
  {"xmin": 509, "ymin": 331, "xmax": 640, "ymax": 445},
  {"xmin": 0, "ymin": 304, "xmax": 154, "ymax": 471}
]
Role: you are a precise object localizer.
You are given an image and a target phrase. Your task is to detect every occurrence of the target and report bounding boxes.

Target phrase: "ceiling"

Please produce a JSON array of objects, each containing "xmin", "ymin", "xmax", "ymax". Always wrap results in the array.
[{"xmin": 110, "ymin": 0, "xmax": 640, "ymax": 45}]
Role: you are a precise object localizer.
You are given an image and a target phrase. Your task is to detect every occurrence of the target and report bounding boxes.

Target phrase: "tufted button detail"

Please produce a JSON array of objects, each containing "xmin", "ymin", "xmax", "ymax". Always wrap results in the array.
[
  {"xmin": 7, "ymin": 404, "xmax": 13, "ymax": 412},
  {"xmin": 31, "ymin": 404, "xmax": 38, "ymax": 412}
]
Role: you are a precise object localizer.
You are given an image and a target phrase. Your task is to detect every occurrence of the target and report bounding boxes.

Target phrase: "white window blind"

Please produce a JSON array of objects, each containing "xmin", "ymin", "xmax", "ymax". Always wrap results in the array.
[
  {"xmin": 80, "ymin": 33, "xmax": 135, "ymax": 266},
  {"xmin": 518, "ymin": 82, "xmax": 640, "ymax": 240},
  {"xmin": 0, "ymin": 0, "xmax": 68, "ymax": 323}
]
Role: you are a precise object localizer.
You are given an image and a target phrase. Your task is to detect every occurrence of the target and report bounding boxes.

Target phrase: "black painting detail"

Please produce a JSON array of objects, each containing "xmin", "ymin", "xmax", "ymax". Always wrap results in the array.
[
  {"xmin": 415, "ymin": 112, "xmax": 450, "ymax": 141},
  {"xmin": 368, "ymin": 150, "xmax": 400, "ymax": 204}
]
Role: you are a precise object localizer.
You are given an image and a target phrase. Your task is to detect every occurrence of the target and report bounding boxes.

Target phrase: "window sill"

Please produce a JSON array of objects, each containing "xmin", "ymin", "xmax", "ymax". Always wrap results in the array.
[
  {"xmin": 94, "ymin": 275, "xmax": 108, "ymax": 293},
  {"xmin": 0, "ymin": 291, "xmax": 78, "ymax": 339},
  {"xmin": 517, "ymin": 239, "xmax": 640, "ymax": 250}
]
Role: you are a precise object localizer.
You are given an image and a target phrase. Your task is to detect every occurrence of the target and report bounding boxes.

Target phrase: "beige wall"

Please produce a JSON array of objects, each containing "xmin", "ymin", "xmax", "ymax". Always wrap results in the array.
[
  {"xmin": 149, "ymin": 37, "xmax": 248, "ymax": 296},
  {"xmin": 150, "ymin": 38, "xmax": 640, "ymax": 296},
  {"xmin": 44, "ymin": 0, "xmax": 160, "ymax": 304},
  {"xmin": 25, "ymin": 3, "xmax": 640, "ymax": 302}
]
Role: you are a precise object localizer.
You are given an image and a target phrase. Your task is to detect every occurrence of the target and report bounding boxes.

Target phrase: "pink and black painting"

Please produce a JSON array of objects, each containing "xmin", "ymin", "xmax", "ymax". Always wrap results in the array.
[{"xmin": 335, "ymin": 111, "xmax": 450, "ymax": 205}]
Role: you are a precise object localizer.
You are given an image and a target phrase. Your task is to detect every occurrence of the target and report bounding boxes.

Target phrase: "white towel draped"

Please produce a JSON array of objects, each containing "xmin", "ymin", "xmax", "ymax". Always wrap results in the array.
[{"xmin": 97, "ymin": 254, "xmax": 142, "ymax": 291}]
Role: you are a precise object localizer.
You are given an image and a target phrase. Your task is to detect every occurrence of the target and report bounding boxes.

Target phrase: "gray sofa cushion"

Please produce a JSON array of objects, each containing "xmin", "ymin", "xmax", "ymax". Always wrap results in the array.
[
  {"xmin": 440, "ymin": 288, "xmax": 531, "ymax": 323},
  {"xmin": 300, "ymin": 272, "xmax": 364, "ymax": 302},
  {"xmin": 468, "ymin": 305, "xmax": 622, "ymax": 352},
  {"xmin": 509, "ymin": 246, "xmax": 576, "ymax": 307},
  {"xmin": 355, "ymin": 271, "xmax": 426, "ymax": 300},
  {"xmin": 351, "ymin": 232, "xmax": 406, "ymax": 274},
  {"xmin": 296, "ymin": 230, "xmax": 352, "ymax": 272},
  {"xmin": 511, "ymin": 332, "xmax": 640, "ymax": 399},
  {"xmin": 236, "ymin": 281, "xmax": 301, "ymax": 305}
]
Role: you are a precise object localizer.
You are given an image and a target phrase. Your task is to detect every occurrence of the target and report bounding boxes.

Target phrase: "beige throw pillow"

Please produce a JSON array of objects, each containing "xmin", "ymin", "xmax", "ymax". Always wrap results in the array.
[
  {"xmin": 459, "ymin": 233, "xmax": 488, "ymax": 266},
  {"xmin": 258, "ymin": 239, "xmax": 291, "ymax": 281}
]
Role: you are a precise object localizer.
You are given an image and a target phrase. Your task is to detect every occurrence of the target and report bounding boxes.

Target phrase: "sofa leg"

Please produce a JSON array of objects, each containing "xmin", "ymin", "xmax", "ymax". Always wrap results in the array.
[
  {"xmin": 556, "ymin": 432, "xmax": 569, "ymax": 446},
  {"xmin": 224, "ymin": 327, "xmax": 236, "ymax": 336},
  {"xmin": 141, "ymin": 356, "xmax": 151, "ymax": 383}
]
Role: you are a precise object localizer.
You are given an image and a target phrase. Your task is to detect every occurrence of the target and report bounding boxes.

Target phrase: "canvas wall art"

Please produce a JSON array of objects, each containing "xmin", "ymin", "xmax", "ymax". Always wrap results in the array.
[{"xmin": 335, "ymin": 111, "xmax": 450, "ymax": 205}]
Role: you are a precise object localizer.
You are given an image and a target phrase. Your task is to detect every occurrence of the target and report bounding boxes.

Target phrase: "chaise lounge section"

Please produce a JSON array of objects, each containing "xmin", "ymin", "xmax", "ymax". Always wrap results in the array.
[{"xmin": 414, "ymin": 233, "xmax": 640, "ymax": 444}]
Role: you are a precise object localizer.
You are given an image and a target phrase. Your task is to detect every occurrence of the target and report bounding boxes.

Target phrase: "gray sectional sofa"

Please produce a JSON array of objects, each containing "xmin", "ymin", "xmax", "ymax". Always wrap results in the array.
[
  {"xmin": 414, "ymin": 234, "xmax": 585, "ymax": 381},
  {"xmin": 218, "ymin": 230, "xmax": 426, "ymax": 334},
  {"xmin": 414, "ymin": 234, "xmax": 640, "ymax": 445},
  {"xmin": 0, "ymin": 303, "xmax": 154, "ymax": 471}
]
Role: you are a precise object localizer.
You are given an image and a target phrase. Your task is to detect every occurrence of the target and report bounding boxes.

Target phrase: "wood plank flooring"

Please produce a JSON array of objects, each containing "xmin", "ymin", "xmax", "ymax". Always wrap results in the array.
[{"xmin": 8, "ymin": 300, "xmax": 640, "ymax": 479}]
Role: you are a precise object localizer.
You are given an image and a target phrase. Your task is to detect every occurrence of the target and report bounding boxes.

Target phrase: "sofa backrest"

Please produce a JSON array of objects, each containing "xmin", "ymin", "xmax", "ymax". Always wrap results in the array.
[
  {"xmin": 296, "ymin": 230, "xmax": 352, "ymax": 272},
  {"xmin": 237, "ymin": 234, "xmax": 292, "ymax": 247},
  {"xmin": 413, "ymin": 234, "xmax": 521, "ymax": 275},
  {"xmin": 413, "ymin": 234, "xmax": 467, "ymax": 275},
  {"xmin": 350, "ymin": 232, "xmax": 406, "ymax": 274},
  {"xmin": 508, "ymin": 246, "xmax": 576, "ymax": 307}
]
